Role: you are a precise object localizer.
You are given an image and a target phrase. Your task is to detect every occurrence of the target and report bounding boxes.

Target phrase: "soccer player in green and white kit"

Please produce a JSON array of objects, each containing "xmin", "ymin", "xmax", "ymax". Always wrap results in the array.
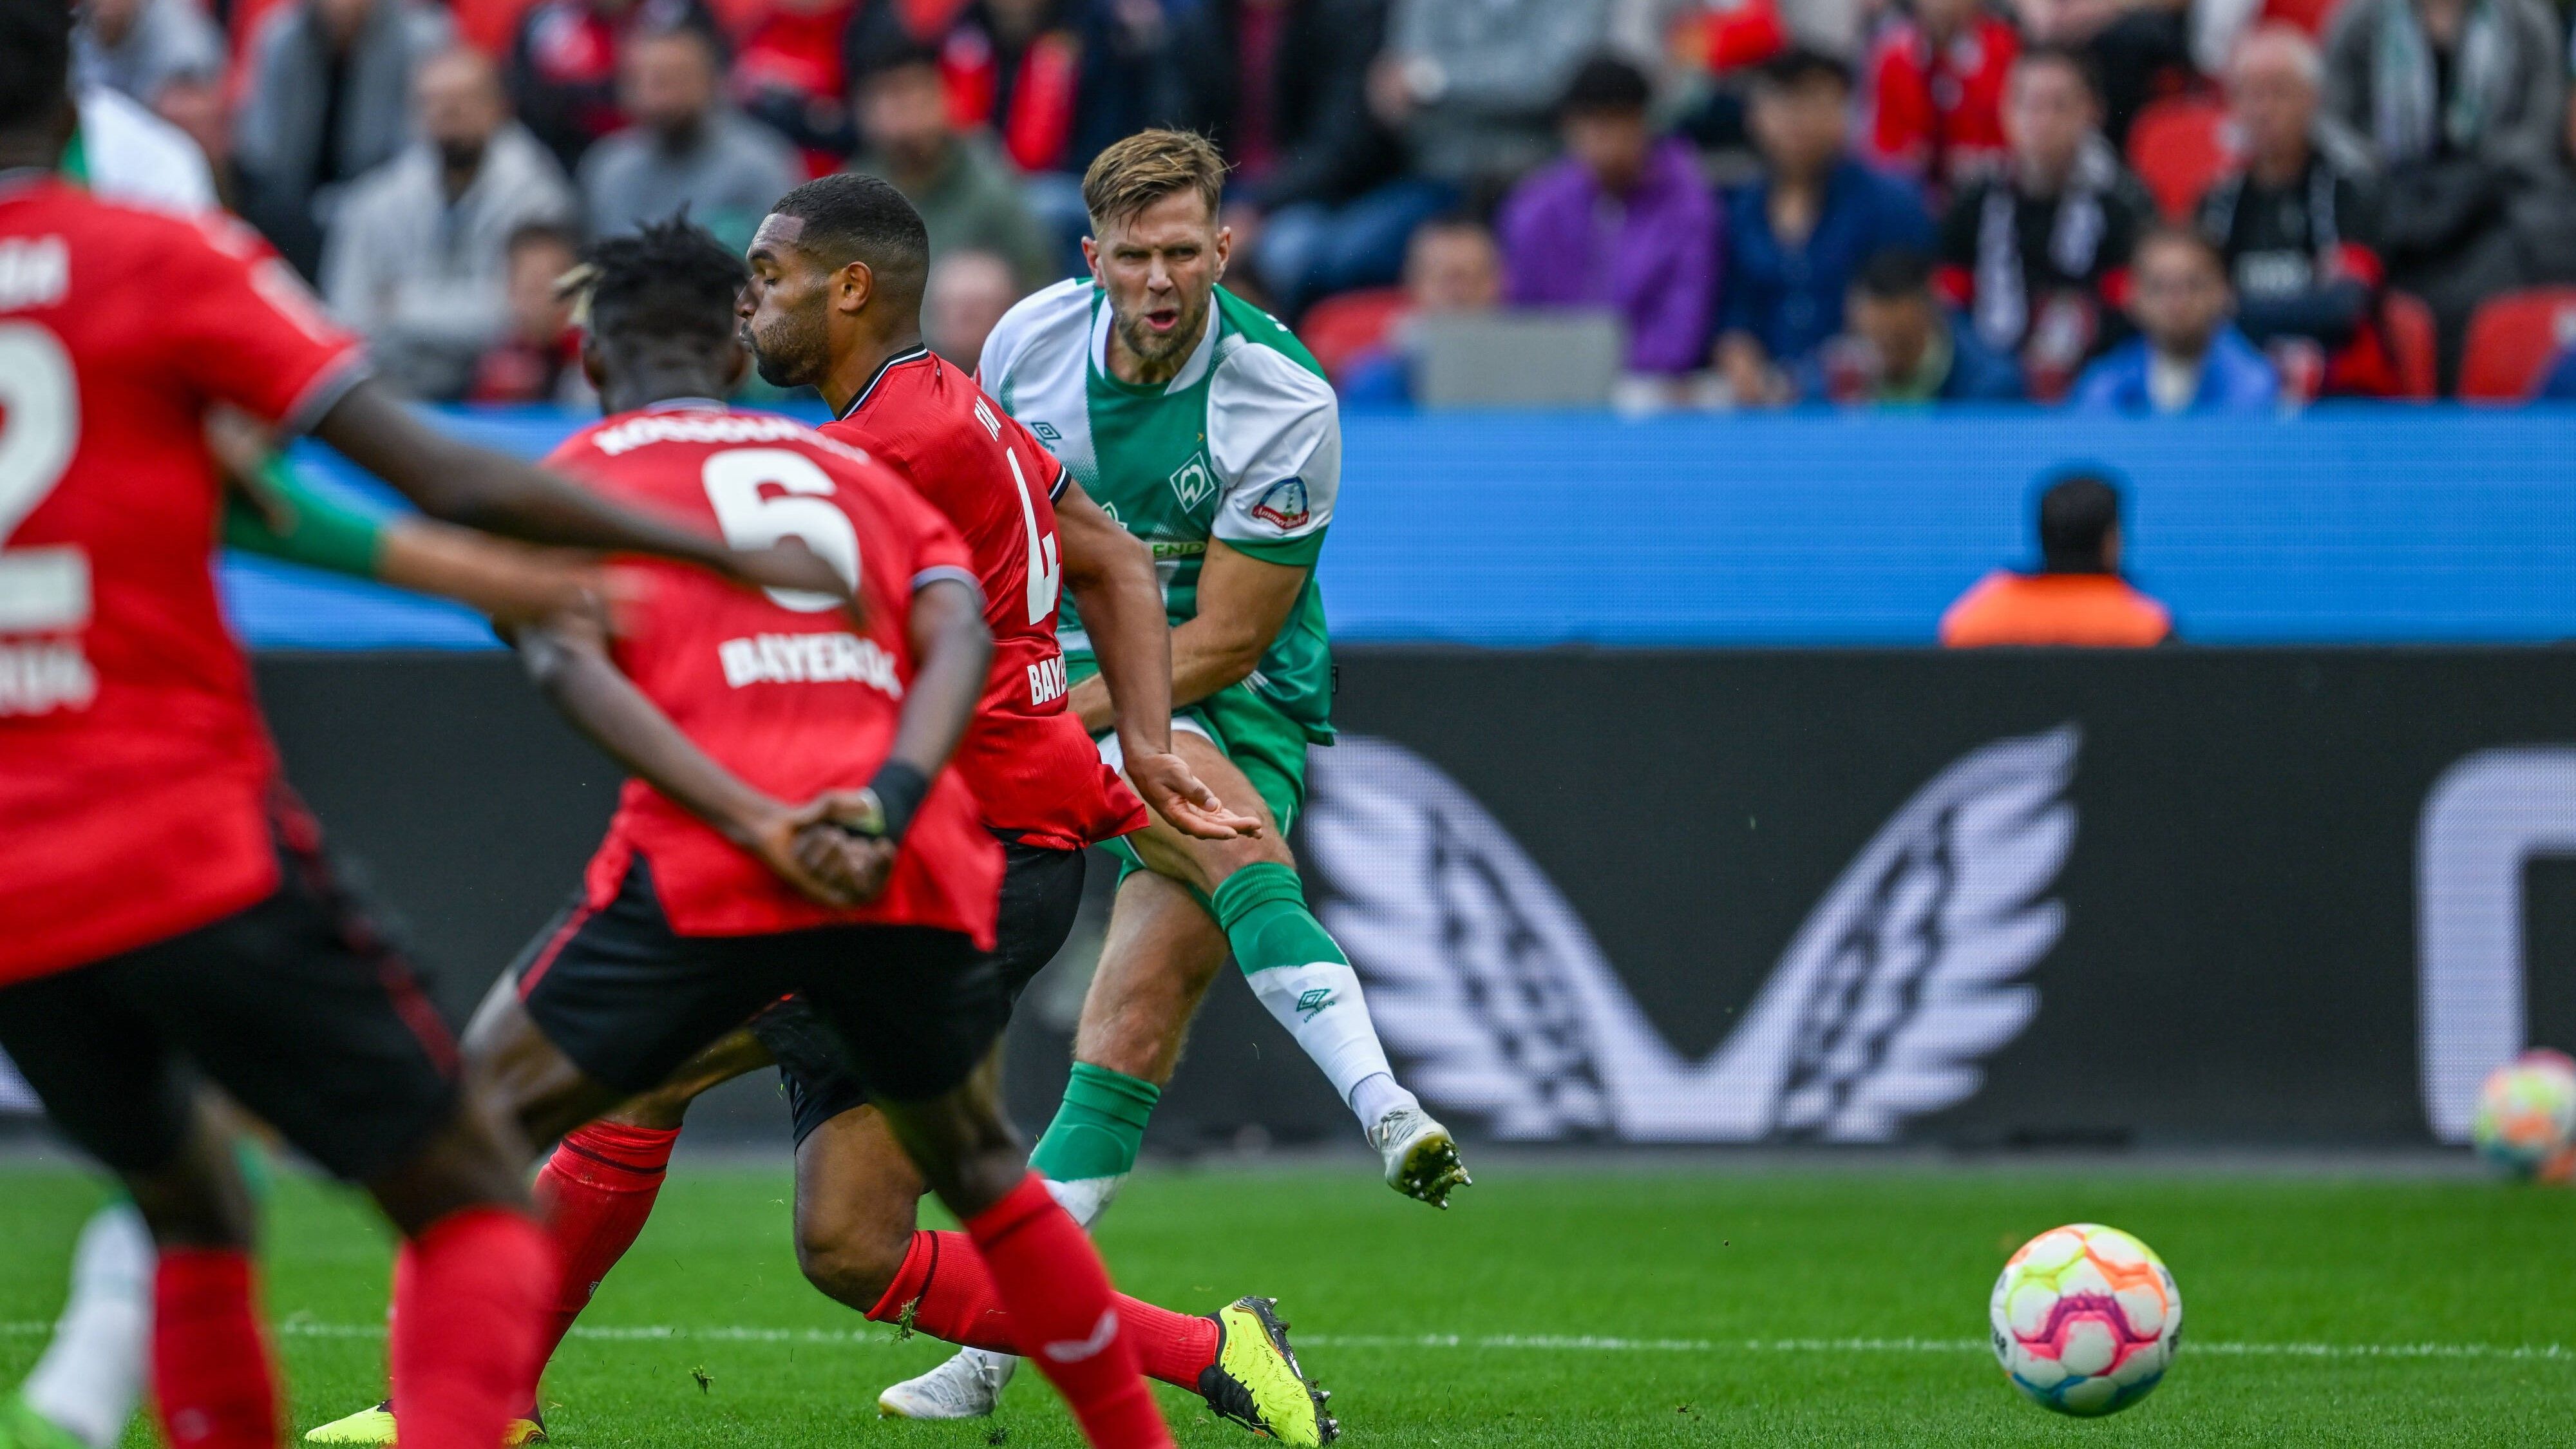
[{"xmin": 878, "ymin": 129, "xmax": 1468, "ymax": 1419}]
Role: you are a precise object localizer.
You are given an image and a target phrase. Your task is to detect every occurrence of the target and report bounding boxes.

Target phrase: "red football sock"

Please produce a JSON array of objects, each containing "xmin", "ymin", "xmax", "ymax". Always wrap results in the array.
[
  {"xmin": 533, "ymin": 1122, "xmax": 677, "ymax": 1366},
  {"xmin": 869, "ymin": 1230, "xmax": 1218, "ymax": 1389},
  {"xmin": 150, "ymin": 1248, "xmax": 279, "ymax": 1449},
  {"xmin": 958, "ymin": 1175, "xmax": 1173, "ymax": 1449},
  {"xmin": 389, "ymin": 1207, "xmax": 558, "ymax": 1449}
]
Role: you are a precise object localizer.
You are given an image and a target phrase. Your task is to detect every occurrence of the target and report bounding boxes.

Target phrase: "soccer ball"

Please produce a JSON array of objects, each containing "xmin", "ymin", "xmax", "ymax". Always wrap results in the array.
[
  {"xmin": 1989, "ymin": 1224, "xmax": 2181, "ymax": 1416},
  {"xmin": 2471, "ymin": 1048, "xmax": 2576, "ymax": 1182}
]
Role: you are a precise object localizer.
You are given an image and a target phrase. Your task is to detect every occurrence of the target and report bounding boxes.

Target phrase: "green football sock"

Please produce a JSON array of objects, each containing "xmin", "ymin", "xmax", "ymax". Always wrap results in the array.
[
  {"xmin": 1213, "ymin": 862, "xmax": 1407, "ymax": 1121},
  {"xmin": 1028, "ymin": 1062, "xmax": 1159, "ymax": 1184},
  {"xmin": 1209, "ymin": 861, "xmax": 1345, "ymax": 978}
]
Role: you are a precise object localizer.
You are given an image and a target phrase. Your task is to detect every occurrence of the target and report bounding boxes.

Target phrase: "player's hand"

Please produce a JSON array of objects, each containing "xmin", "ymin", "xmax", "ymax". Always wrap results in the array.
[
  {"xmin": 739, "ymin": 798, "xmax": 879, "ymax": 907},
  {"xmin": 1128, "ymin": 748, "xmax": 1262, "ymax": 840},
  {"xmin": 796, "ymin": 822, "xmax": 896, "ymax": 904}
]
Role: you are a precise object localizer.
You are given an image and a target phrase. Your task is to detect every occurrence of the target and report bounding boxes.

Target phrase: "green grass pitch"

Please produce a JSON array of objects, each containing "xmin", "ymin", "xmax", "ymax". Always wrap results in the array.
[{"xmin": 5, "ymin": 1160, "xmax": 2573, "ymax": 1446}]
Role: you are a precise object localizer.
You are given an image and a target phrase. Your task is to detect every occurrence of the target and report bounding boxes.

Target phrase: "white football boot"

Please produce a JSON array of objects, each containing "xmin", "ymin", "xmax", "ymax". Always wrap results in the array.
[
  {"xmin": 876, "ymin": 1349, "xmax": 1016, "ymax": 1419},
  {"xmin": 1368, "ymin": 1104, "xmax": 1471, "ymax": 1208}
]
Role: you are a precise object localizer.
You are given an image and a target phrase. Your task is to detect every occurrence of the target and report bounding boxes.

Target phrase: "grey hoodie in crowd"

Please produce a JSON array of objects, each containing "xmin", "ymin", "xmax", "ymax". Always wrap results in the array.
[
  {"xmin": 234, "ymin": 0, "xmax": 455, "ymax": 252},
  {"xmin": 319, "ymin": 122, "xmax": 574, "ymax": 399},
  {"xmin": 2320, "ymin": 0, "xmax": 2566, "ymax": 183}
]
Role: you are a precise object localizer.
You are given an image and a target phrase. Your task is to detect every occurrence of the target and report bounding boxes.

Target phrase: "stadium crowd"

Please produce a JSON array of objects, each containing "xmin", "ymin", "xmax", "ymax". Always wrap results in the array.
[{"xmin": 77, "ymin": 0, "xmax": 2576, "ymax": 408}]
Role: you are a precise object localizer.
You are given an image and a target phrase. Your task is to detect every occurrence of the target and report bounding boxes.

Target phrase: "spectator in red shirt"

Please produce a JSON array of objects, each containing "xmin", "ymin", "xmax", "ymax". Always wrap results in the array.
[
  {"xmin": 732, "ymin": 0, "xmax": 862, "ymax": 169},
  {"xmin": 506, "ymin": 0, "xmax": 724, "ymax": 171},
  {"xmin": 1863, "ymin": 0, "xmax": 2020, "ymax": 200},
  {"xmin": 1942, "ymin": 470, "xmax": 2173, "ymax": 647}
]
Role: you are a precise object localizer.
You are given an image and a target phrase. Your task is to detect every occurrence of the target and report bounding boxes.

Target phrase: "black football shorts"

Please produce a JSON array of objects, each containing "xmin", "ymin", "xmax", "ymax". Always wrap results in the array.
[
  {"xmin": 0, "ymin": 824, "xmax": 460, "ymax": 1184},
  {"xmin": 515, "ymin": 854, "xmax": 1002, "ymax": 1104},
  {"xmin": 754, "ymin": 837, "xmax": 1088, "ymax": 1144}
]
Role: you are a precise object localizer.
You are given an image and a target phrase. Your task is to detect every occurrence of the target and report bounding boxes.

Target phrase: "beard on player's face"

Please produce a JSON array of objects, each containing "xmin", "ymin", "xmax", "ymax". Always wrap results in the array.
[
  {"xmin": 1113, "ymin": 285, "xmax": 1209, "ymax": 369},
  {"xmin": 747, "ymin": 303, "xmax": 828, "ymax": 388}
]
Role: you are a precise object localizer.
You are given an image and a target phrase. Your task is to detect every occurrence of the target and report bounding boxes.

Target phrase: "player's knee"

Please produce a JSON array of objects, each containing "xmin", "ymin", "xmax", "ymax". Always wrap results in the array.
[
  {"xmin": 1203, "ymin": 829, "xmax": 1294, "ymax": 883},
  {"xmin": 793, "ymin": 1220, "xmax": 907, "ymax": 1311}
]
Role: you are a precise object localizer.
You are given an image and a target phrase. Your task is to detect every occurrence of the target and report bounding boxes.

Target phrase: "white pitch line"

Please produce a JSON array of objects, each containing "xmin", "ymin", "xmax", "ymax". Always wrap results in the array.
[{"xmin": 2, "ymin": 1322, "xmax": 2567, "ymax": 1363}]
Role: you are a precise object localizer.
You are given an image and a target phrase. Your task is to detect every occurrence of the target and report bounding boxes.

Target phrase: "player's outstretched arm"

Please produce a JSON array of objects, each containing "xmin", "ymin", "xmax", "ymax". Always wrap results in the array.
[
  {"xmin": 510, "ymin": 608, "xmax": 877, "ymax": 907},
  {"xmin": 1056, "ymin": 482, "xmax": 1258, "ymax": 841},
  {"xmin": 307, "ymin": 380, "xmax": 849, "ymax": 603},
  {"xmin": 1162, "ymin": 540, "xmax": 1307, "ymax": 711},
  {"xmin": 218, "ymin": 440, "xmax": 606, "ymax": 627}
]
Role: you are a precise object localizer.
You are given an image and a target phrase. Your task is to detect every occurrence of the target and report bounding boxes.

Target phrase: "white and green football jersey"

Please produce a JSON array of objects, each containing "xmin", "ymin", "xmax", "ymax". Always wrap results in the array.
[{"xmin": 979, "ymin": 278, "xmax": 1340, "ymax": 741}]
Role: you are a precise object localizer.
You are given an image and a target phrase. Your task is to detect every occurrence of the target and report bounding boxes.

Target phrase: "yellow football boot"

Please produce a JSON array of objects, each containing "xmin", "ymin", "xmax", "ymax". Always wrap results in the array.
[{"xmin": 1198, "ymin": 1297, "xmax": 1335, "ymax": 1446}]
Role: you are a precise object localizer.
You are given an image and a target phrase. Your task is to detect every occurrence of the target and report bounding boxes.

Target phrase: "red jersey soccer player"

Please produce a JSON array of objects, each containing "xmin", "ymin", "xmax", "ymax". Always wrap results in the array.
[
  {"xmin": 437, "ymin": 221, "xmax": 1179, "ymax": 1449},
  {"xmin": 0, "ymin": 11, "xmax": 849, "ymax": 1449}
]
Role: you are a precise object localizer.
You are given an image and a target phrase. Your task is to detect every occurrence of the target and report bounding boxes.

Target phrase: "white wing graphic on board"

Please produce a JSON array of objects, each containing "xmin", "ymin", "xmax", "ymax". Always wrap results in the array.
[{"xmin": 1304, "ymin": 728, "xmax": 2078, "ymax": 1142}]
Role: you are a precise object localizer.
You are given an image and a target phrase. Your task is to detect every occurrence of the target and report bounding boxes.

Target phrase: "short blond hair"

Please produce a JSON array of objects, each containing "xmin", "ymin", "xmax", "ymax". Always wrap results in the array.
[{"xmin": 1083, "ymin": 129, "xmax": 1228, "ymax": 231}]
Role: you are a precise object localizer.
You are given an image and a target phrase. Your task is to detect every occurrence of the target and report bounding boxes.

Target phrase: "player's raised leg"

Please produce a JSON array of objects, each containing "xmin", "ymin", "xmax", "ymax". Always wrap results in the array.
[{"xmin": 1121, "ymin": 730, "xmax": 1467, "ymax": 1206}]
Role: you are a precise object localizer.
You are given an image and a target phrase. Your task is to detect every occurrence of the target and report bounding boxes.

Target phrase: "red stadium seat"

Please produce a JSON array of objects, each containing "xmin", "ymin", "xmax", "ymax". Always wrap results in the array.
[
  {"xmin": 2459, "ymin": 288, "xmax": 2576, "ymax": 401},
  {"xmin": 2380, "ymin": 290, "xmax": 2439, "ymax": 401},
  {"xmin": 1300, "ymin": 288, "xmax": 1412, "ymax": 383},
  {"xmin": 2128, "ymin": 96, "xmax": 2237, "ymax": 221}
]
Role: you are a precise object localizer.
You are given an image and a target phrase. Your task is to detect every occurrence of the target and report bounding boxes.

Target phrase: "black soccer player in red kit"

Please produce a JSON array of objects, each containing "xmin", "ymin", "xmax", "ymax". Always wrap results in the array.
[
  {"xmin": 0, "ymin": 8, "xmax": 850, "ymax": 1449},
  {"xmin": 441, "ymin": 219, "xmax": 1184, "ymax": 1448},
  {"xmin": 310, "ymin": 205, "xmax": 1318, "ymax": 1449}
]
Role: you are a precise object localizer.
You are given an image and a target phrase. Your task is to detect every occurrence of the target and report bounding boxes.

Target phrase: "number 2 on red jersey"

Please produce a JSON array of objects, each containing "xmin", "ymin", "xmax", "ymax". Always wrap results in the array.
[{"xmin": 0, "ymin": 319, "xmax": 84, "ymax": 636}]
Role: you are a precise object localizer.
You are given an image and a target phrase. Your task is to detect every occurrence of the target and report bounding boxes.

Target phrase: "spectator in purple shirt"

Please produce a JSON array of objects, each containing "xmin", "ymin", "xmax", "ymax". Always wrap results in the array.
[
  {"xmin": 1496, "ymin": 55, "xmax": 1721, "ymax": 376},
  {"xmin": 1716, "ymin": 48, "xmax": 1937, "ymax": 407}
]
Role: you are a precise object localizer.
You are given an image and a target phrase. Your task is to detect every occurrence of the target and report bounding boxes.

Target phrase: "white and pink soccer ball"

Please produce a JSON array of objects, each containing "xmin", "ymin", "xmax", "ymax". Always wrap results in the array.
[
  {"xmin": 1990, "ymin": 1223, "xmax": 2181, "ymax": 1416},
  {"xmin": 2472, "ymin": 1048, "xmax": 2576, "ymax": 1182}
]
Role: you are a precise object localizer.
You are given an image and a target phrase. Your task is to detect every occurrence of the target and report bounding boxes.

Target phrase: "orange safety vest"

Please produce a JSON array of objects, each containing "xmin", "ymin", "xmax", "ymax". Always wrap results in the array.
[{"xmin": 1938, "ymin": 570, "xmax": 2174, "ymax": 647}]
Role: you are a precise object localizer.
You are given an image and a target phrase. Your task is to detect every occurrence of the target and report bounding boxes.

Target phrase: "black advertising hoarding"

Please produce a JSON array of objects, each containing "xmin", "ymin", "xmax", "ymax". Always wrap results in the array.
[
  {"xmin": 1309, "ymin": 650, "xmax": 2576, "ymax": 1149},
  {"xmin": 10, "ymin": 649, "xmax": 2561, "ymax": 1150}
]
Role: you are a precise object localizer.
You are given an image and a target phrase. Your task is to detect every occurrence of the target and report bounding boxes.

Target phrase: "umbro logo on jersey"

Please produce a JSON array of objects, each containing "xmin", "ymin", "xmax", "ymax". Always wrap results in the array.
[
  {"xmin": 1032, "ymin": 421, "xmax": 1062, "ymax": 443},
  {"xmin": 1169, "ymin": 453, "xmax": 1215, "ymax": 511}
]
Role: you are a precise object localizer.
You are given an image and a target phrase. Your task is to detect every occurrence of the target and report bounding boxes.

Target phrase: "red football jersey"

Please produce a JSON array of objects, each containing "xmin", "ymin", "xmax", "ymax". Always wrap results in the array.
[
  {"xmin": 547, "ymin": 403, "xmax": 1003, "ymax": 945},
  {"xmin": 828, "ymin": 348, "xmax": 1143, "ymax": 851},
  {"xmin": 0, "ymin": 176, "xmax": 368, "ymax": 985}
]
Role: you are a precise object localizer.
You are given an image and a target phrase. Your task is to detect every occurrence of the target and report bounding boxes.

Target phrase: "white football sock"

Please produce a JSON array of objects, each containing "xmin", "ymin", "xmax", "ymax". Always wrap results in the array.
[
  {"xmin": 23, "ymin": 1201, "xmax": 153, "ymax": 1449},
  {"xmin": 1039, "ymin": 1172, "xmax": 1122, "ymax": 1231},
  {"xmin": 1246, "ymin": 961, "xmax": 1410, "ymax": 1130},
  {"xmin": 1349, "ymin": 1070, "xmax": 1419, "ymax": 1128}
]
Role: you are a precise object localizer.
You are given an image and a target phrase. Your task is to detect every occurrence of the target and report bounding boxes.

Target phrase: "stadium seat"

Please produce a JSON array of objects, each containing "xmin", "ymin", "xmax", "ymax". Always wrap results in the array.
[
  {"xmin": 1300, "ymin": 288, "xmax": 1412, "ymax": 383},
  {"xmin": 2381, "ymin": 291, "xmax": 2439, "ymax": 401},
  {"xmin": 2458, "ymin": 287, "xmax": 2576, "ymax": 401},
  {"xmin": 2127, "ymin": 96, "xmax": 2236, "ymax": 220}
]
